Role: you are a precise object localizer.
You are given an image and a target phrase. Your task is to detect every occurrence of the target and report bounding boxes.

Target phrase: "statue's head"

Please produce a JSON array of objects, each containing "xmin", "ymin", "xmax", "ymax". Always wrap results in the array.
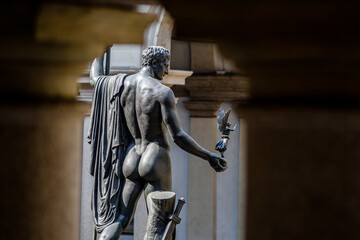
[{"xmin": 141, "ymin": 46, "xmax": 170, "ymax": 80}]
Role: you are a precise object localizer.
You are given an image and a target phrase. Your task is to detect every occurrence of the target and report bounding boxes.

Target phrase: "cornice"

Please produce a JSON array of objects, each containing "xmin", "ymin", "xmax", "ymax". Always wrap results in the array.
[{"xmin": 185, "ymin": 74, "xmax": 250, "ymax": 102}]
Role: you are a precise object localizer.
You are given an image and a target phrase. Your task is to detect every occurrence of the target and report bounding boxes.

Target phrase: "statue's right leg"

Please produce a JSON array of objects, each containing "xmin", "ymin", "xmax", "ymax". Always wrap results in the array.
[{"xmin": 98, "ymin": 179, "xmax": 144, "ymax": 240}]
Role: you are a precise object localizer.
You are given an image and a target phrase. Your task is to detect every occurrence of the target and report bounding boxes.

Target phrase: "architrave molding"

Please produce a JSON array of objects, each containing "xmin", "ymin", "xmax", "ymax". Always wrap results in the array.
[{"xmin": 183, "ymin": 101, "xmax": 220, "ymax": 118}]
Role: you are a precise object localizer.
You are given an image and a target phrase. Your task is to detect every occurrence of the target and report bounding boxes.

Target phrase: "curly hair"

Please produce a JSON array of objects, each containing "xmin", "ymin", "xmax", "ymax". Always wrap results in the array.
[{"xmin": 141, "ymin": 46, "xmax": 170, "ymax": 67}]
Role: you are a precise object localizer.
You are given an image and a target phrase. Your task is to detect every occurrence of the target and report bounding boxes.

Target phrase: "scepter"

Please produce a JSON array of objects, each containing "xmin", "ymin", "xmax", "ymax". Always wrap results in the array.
[{"xmin": 215, "ymin": 108, "xmax": 236, "ymax": 157}]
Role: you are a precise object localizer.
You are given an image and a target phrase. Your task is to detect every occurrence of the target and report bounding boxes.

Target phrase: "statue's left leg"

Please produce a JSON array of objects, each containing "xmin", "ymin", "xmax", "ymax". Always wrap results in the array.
[
  {"xmin": 143, "ymin": 170, "xmax": 173, "ymax": 240},
  {"xmin": 140, "ymin": 144, "xmax": 173, "ymax": 239},
  {"xmin": 139, "ymin": 143, "xmax": 172, "ymax": 202}
]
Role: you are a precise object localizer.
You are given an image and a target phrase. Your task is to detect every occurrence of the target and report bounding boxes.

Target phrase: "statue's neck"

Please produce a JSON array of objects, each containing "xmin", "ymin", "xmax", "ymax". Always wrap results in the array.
[{"xmin": 139, "ymin": 66, "xmax": 155, "ymax": 79}]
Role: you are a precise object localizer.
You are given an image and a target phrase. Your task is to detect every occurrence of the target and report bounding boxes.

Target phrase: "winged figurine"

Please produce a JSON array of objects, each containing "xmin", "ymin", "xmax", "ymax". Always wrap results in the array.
[{"xmin": 215, "ymin": 108, "xmax": 237, "ymax": 157}]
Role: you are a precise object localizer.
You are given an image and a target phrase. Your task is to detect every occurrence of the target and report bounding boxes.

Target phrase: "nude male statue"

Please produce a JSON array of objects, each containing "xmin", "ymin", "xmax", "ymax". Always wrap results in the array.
[{"xmin": 88, "ymin": 46, "xmax": 227, "ymax": 240}]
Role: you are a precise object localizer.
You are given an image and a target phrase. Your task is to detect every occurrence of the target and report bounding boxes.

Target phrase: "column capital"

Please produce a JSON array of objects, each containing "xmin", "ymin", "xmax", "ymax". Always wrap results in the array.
[
  {"xmin": 185, "ymin": 74, "xmax": 250, "ymax": 102},
  {"xmin": 183, "ymin": 101, "xmax": 220, "ymax": 118}
]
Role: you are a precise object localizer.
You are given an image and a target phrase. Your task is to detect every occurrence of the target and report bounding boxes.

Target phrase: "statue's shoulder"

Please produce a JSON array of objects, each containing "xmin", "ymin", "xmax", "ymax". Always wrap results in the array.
[
  {"xmin": 123, "ymin": 72, "xmax": 141, "ymax": 86},
  {"xmin": 157, "ymin": 84, "xmax": 175, "ymax": 105},
  {"xmin": 160, "ymin": 84, "xmax": 172, "ymax": 95}
]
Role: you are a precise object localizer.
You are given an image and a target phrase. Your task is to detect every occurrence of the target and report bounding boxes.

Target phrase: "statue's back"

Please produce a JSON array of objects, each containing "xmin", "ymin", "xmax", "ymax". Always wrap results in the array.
[{"xmin": 121, "ymin": 74, "xmax": 169, "ymax": 154}]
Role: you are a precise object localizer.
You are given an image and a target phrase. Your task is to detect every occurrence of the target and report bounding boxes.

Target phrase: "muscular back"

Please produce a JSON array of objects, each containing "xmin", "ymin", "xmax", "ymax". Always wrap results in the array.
[{"xmin": 121, "ymin": 73, "xmax": 170, "ymax": 155}]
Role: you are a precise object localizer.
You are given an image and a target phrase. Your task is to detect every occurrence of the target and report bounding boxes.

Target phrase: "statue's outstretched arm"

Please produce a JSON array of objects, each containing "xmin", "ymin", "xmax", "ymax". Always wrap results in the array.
[
  {"xmin": 90, "ymin": 56, "xmax": 104, "ymax": 87},
  {"xmin": 161, "ymin": 89, "xmax": 227, "ymax": 172}
]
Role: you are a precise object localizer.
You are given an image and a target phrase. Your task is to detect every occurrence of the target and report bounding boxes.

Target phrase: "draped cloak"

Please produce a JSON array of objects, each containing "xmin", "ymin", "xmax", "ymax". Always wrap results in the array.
[{"xmin": 87, "ymin": 74, "xmax": 133, "ymax": 233}]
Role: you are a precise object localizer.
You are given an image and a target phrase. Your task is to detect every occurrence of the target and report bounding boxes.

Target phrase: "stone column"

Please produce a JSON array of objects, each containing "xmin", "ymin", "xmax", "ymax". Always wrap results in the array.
[
  {"xmin": 0, "ymin": 102, "xmax": 88, "ymax": 240},
  {"xmin": 237, "ymin": 118, "xmax": 247, "ymax": 240},
  {"xmin": 0, "ymin": 2, "xmax": 155, "ymax": 240},
  {"xmin": 238, "ymin": 105, "xmax": 360, "ymax": 240},
  {"xmin": 184, "ymin": 101, "xmax": 219, "ymax": 240},
  {"xmin": 179, "ymin": 74, "xmax": 248, "ymax": 240},
  {"xmin": 168, "ymin": 97, "xmax": 191, "ymax": 240},
  {"xmin": 215, "ymin": 102, "xmax": 241, "ymax": 240}
]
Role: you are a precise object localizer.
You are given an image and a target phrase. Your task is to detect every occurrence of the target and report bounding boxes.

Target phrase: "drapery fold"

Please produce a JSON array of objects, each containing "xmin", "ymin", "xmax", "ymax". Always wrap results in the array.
[{"xmin": 87, "ymin": 74, "xmax": 132, "ymax": 233}]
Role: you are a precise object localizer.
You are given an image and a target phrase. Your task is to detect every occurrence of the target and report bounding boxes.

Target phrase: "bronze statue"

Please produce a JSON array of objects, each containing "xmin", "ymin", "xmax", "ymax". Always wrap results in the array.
[{"xmin": 88, "ymin": 46, "xmax": 227, "ymax": 240}]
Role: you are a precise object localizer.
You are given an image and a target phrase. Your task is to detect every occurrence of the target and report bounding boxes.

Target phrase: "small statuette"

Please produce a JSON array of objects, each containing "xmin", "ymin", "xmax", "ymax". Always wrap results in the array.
[{"xmin": 215, "ymin": 108, "xmax": 237, "ymax": 157}]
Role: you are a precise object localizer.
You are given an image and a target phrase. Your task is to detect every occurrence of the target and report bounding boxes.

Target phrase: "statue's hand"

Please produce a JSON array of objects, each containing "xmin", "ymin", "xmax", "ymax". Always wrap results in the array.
[{"xmin": 208, "ymin": 153, "xmax": 228, "ymax": 172}]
